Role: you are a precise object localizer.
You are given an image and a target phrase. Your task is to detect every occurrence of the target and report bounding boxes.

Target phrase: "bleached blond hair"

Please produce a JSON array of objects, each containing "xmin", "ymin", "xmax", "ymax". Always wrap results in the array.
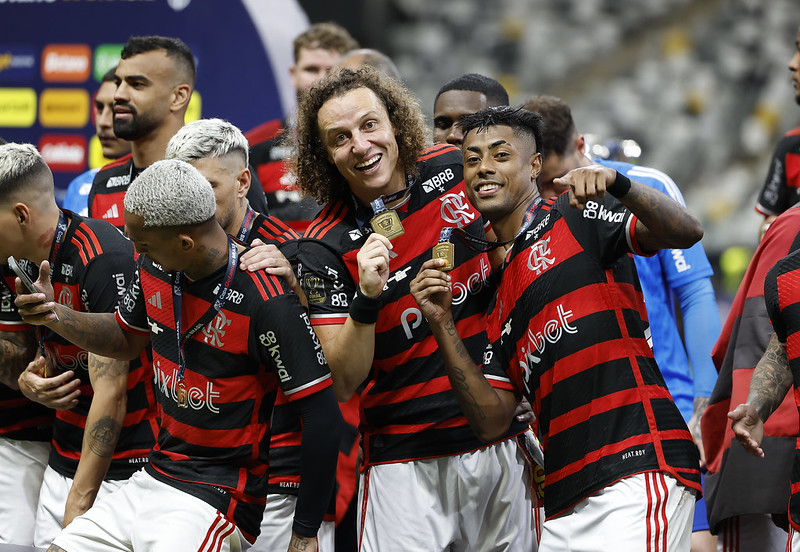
[
  {"xmin": 124, "ymin": 159, "xmax": 215, "ymax": 227},
  {"xmin": 165, "ymin": 118, "xmax": 249, "ymax": 166}
]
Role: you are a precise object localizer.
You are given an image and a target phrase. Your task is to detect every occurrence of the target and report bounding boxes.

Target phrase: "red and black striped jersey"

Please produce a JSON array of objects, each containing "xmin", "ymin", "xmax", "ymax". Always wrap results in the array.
[
  {"xmin": 0, "ymin": 268, "xmax": 53, "ymax": 441},
  {"xmin": 247, "ymin": 118, "xmax": 322, "ymax": 234},
  {"xmin": 764, "ymin": 247, "xmax": 800, "ymax": 531},
  {"xmin": 89, "ymin": 156, "xmax": 271, "ymax": 231},
  {"xmin": 482, "ymin": 193, "xmax": 701, "ymax": 519},
  {"xmin": 756, "ymin": 127, "xmax": 800, "ymax": 217},
  {"xmin": 298, "ymin": 144, "xmax": 526, "ymax": 466},
  {"xmin": 116, "ymin": 252, "xmax": 332, "ymax": 543},
  {"xmin": 88, "ymin": 154, "xmax": 136, "ymax": 230},
  {"xmin": 8, "ymin": 213, "xmax": 156, "ymax": 478}
]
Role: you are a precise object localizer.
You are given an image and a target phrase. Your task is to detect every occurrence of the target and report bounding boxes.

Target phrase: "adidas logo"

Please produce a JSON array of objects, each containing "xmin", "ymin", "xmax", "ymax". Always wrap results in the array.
[
  {"xmin": 148, "ymin": 291, "xmax": 163, "ymax": 309},
  {"xmin": 102, "ymin": 204, "xmax": 119, "ymax": 220}
]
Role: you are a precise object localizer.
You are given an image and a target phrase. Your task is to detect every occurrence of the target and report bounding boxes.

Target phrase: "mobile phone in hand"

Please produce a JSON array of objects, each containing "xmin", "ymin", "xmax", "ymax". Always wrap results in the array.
[{"xmin": 7, "ymin": 256, "xmax": 59, "ymax": 322}]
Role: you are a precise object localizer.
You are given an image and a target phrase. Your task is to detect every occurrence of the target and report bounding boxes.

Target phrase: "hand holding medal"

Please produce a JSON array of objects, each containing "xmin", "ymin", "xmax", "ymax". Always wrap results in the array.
[{"xmin": 432, "ymin": 228, "xmax": 455, "ymax": 271}]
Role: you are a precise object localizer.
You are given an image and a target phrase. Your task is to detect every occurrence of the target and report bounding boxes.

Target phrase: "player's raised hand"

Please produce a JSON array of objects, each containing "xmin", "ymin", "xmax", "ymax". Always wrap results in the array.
[
  {"xmin": 554, "ymin": 165, "xmax": 617, "ymax": 210},
  {"xmin": 410, "ymin": 258, "xmax": 453, "ymax": 326},
  {"xmin": 357, "ymin": 233, "xmax": 392, "ymax": 298}
]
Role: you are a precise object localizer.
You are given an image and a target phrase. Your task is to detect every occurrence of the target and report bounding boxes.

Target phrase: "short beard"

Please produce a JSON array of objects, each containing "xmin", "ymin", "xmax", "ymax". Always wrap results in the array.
[{"xmin": 114, "ymin": 112, "xmax": 161, "ymax": 141}]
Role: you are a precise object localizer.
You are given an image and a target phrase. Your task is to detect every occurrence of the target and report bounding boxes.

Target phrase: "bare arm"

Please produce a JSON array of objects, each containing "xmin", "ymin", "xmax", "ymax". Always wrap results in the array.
[
  {"xmin": 0, "ymin": 329, "xmax": 37, "ymax": 389},
  {"xmin": 63, "ymin": 353, "xmax": 129, "ymax": 527},
  {"xmin": 14, "ymin": 261, "xmax": 148, "ymax": 360},
  {"xmin": 729, "ymin": 331, "xmax": 792, "ymax": 457},
  {"xmin": 411, "ymin": 259, "xmax": 518, "ymax": 441},
  {"xmin": 554, "ymin": 165, "xmax": 703, "ymax": 251}
]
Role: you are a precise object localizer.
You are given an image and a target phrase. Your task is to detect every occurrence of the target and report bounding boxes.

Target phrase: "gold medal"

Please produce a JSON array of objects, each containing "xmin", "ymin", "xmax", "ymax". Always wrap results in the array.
[
  {"xmin": 370, "ymin": 210, "xmax": 404, "ymax": 239},
  {"xmin": 432, "ymin": 241, "xmax": 455, "ymax": 271},
  {"xmin": 177, "ymin": 380, "xmax": 188, "ymax": 408}
]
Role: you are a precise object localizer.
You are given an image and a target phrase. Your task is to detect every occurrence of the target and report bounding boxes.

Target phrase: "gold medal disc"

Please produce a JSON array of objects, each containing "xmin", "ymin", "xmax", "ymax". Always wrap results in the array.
[
  {"xmin": 370, "ymin": 210, "xmax": 405, "ymax": 239},
  {"xmin": 177, "ymin": 380, "xmax": 188, "ymax": 408},
  {"xmin": 432, "ymin": 242, "xmax": 455, "ymax": 271}
]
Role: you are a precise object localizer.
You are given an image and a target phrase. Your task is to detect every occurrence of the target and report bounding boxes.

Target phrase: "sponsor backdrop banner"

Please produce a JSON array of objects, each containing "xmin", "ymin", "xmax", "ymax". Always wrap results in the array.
[{"xmin": 0, "ymin": 0, "xmax": 307, "ymax": 201}]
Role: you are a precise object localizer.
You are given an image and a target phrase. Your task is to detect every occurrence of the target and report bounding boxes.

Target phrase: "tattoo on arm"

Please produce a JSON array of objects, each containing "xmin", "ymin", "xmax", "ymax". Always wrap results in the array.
[
  {"xmin": 750, "ymin": 333, "xmax": 793, "ymax": 422},
  {"xmin": 87, "ymin": 416, "xmax": 121, "ymax": 458},
  {"xmin": 449, "ymin": 367, "xmax": 488, "ymax": 422},
  {"xmin": 0, "ymin": 330, "xmax": 37, "ymax": 387},
  {"xmin": 90, "ymin": 356, "xmax": 129, "ymax": 380}
]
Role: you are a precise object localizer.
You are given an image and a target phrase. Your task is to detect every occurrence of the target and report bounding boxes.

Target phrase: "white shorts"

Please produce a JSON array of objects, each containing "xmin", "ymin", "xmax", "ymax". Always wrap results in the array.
[
  {"xmin": 540, "ymin": 471, "xmax": 696, "ymax": 552},
  {"xmin": 0, "ymin": 437, "xmax": 49, "ymax": 546},
  {"xmin": 251, "ymin": 493, "xmax": 334, "ymax": 551},
  {"xmin": 53, "ymin": 469, "xmax": 246, "ymax": 552},
  {"xmin": 34, "ymin": 464, "xmax": 127, "ymax": 548},
  {"xmin": 789, "ymin": 525, "xmax": 799, "ymax": 552},
  {"xmin": 358, "ymin": 437, "xmax": 539, "ymax": 552},
  {"xmin": 717, "ymin": 514, "xmax": 788, "ymax": 552}
]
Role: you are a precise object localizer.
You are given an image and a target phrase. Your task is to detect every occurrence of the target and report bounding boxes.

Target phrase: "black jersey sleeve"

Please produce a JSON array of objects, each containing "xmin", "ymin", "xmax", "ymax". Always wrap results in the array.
[
  {"xmin": 116, "ymin": 259, "xmax": 149, "ymax": 334},
  {"xmin": 251, "ymin": 290, "xmax": 332, "ymax": 398},
  {"xmin": 296, "ymin": 238, "xmax": 356, "ymax": 320},
  {"xmin": 561, "ymin": 193, "xmax": 637, "ymax": 268},
  {"xmin": 80, "ymin": 246, "xmax": 136, "ymax": 314},
  {"xmin": 757, "ymin": 136, "xmax": 794, "ymax": 216}
]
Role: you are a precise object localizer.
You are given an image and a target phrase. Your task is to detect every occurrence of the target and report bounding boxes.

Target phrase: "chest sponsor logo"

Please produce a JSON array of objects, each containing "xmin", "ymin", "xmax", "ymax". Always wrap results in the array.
[
  {"xmin": 439, "ymin": 191, "xmax": 476, "ymax": 227},
  {"xmin": 582, "ymin": 200, "xmax": 624, "ymax": 223},
  {"xmin": 106, "ymin": 175, "xmax": 129, "ymax": 188},
  {"xmin": 527, "ymin": 237, "xmax": 555, "ymax": 276},
  {"xmin": 48, "ymin": 346, "xmax": 89, "ymax": 372},
  {"xmin": 670, "ymin": 249, "xmax": 691, "ymax": 273},
  {"xmin": 60, "ymin": 263, "xmax": 73, "ymax": 278},
  {"xmin": 153, "ymin": 362, "xmax": 220, "ymax": 413},
  {"xmin": 422, "ymin": 167, "xmax": 454, "ymax": 194},
  {"xmin": 518, "ymin": 304, "xmax": 577, "ymax": 393},
  {"xmin": 401, "ymin": 307, "xmax": 423, "ymax": 339},
  {"xmin": 259, "ymin": 331, "xmax": 292, "ymax": 382},
  {"xmin": 202, "ymin": 311, "xmax": 231, "ymax": 347},
  {"xmin": 212, "ymin": 283, "xmax": 244, "ymax": 305},
  {"xmin": 452, "ymin": 256, "xmax": 491, "ymax": 306}
]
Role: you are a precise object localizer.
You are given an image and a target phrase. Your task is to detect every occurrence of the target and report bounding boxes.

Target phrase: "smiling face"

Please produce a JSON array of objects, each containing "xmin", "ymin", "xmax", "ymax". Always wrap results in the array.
[
  {"xmin": 462, "ymin": 124, "xmax": 541, "ymax": 232},
  {"xmin": 433, "ymin": 90, "xmax": 489, "ymax": 146},
  {"xmin": 316, "ymin": 87, "xmax": 404, "ymax": 204}
]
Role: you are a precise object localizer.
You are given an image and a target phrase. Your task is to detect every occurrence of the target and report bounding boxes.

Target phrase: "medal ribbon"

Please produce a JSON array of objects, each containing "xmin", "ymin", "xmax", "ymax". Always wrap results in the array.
[
  {"xmin": 172, "ymin": 237, "xmax": 238, "ymax": 384},
  {"xmin": 36, "ymin": 209, "xmax": 69, "ymax": 362},
  {"xmin": 236, "ymin": 205, "xmax": 257, "ymax": 243},
  {"xmin": 452, "ymin": 197, "xmax": 543, "ymax": 252}
]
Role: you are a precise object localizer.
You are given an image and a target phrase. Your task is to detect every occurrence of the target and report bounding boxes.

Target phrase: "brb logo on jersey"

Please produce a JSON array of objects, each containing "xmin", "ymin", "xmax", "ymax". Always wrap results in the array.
[
  {"xmin": 439, "ymin": 191, "xmax": 476, "ymax": 227},
  {"xmin": 202, "ymin": 311, "xmax": 231, "ymax": 347},
  {"xmin": 422, "ymin": 167, "xmax": 454, "ymax": 194},
  {"xmin": 527, "ymin": 237, "xmax": 555, "ymax": 276}
]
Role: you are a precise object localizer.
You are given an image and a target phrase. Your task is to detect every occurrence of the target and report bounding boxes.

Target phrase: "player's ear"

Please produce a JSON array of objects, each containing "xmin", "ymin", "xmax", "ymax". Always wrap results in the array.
[
  {"xmin": 12, "ymin": 202, "xmax": 31, "ymax": 226},
  {"xmin": 179, "ymin": 233, "xmax": 194, "ymax": 252},
  {"xmin": 530, "ymin": 152, "xmax": 542, "ymax": 181}
]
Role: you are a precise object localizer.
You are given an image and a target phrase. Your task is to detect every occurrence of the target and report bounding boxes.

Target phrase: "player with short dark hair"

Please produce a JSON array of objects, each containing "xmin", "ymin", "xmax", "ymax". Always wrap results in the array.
[
  {"xmin": 411, "ymin": 105, "xmax": 704, "ymax": 550},
  {"xmin": 433, "ymin": 73, "xmax": 510, "ymax": 146},
  {"xmin": 294, "ymin": 68, "xmax": 538, "ymax": 551},
  {"xmin": 89, "ymin": 35, "xmax": 267, "ymax": 230}
]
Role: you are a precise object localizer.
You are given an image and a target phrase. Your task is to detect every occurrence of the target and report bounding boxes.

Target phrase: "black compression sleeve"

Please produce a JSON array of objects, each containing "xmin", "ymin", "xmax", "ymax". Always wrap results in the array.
[{"xmin": 291, "ymin": 386, "xmax": 344, "ymax": 537}]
